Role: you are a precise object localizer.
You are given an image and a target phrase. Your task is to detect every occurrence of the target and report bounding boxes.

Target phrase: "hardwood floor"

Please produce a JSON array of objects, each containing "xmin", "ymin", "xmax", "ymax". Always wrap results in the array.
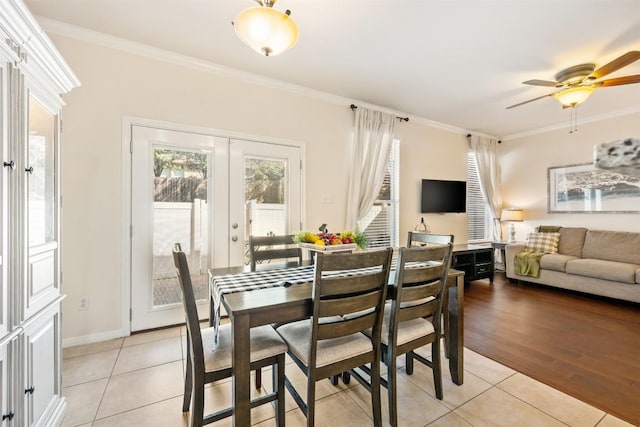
[{"xmin": 464, "ymin": 272, "xmax": 640, "ymax": 426}]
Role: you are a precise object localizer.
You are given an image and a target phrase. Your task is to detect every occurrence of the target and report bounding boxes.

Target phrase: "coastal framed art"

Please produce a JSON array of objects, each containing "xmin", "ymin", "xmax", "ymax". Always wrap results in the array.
[{"xmin": 547, "ymin": 163, "xmax": 640, "ymax": 213}]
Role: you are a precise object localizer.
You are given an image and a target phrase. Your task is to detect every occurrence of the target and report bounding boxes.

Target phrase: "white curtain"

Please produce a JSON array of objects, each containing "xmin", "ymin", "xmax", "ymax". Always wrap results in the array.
[
  {"xmin": 345, "ymin": 107, "xmax": 396, "ymax": 229},
  {"xmin": 469, "ymin": 135, "xmax": 503, "ymax": 241}
]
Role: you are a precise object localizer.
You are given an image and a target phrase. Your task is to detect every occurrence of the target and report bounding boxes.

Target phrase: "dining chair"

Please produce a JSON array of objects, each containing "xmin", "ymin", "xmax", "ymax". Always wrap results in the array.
[
  {"xmin": 407, "ymin": 231, "xmax": 454, "ymax": 247},
  {"xmin": 249, "ymin": 234, "xmax": 303, "ymax": 271},
  {"xmin": 172, "ymin": 244, "xmax": 287, "ymax": 427},
  {"xmin": 407, "ymin": 231, "xmax": 454, "ymax": 356},
  {"xmin": 345, "ymin": 244, "xmax": 452, "ymax": 427},
  {"xmin": 276, "ymin": 248, "xmax": 393, "ymax": 427}
]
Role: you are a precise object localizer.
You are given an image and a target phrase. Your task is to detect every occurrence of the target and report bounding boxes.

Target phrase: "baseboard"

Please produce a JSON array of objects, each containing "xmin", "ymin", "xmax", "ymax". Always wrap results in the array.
[{"xmin": 62, "ymin": 328, "xmax": 130, "ymax": 348}]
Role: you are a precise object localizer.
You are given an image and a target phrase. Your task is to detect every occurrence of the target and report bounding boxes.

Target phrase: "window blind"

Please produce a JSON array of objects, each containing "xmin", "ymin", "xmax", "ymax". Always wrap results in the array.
[{"xmin": 466, "ymin": 152, "xmax": 491, "ymax": 241}]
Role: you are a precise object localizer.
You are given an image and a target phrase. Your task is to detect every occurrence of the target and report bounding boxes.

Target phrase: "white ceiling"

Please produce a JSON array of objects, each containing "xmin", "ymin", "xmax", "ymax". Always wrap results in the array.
[{"xmin": 24, "ymin": 0, "xmax": 640, "ymax": 138}]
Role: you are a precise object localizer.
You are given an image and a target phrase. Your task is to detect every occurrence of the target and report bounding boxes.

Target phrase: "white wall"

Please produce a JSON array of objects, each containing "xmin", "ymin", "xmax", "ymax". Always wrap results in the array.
[
  {"xmin": 499, "ymin": 112, "xmax": 640, "ymax": 241},
  {"xmin": 50, "ymin": 34, "xmax": 468, "ymax": 344}
]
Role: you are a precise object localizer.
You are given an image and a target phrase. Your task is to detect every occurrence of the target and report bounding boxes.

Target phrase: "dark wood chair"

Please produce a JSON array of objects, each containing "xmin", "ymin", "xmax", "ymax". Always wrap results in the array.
[
  {"xmin": 172, "ymin": 244, "xmax": 287, "ymax": 427},
  {"xmin": 345, "ymin": 244, "xmax": 452, "ymax": 427},
  {"xmin": 249, "ymin": 234, "xmax": 303, "ymax": 271},
  {"xmin": 407, "ymin": 231, "xmax": 454, "ymax": 355},
  {"xmin": 276, "ymin": 248, "xmax": 393, "ymax": 427}
]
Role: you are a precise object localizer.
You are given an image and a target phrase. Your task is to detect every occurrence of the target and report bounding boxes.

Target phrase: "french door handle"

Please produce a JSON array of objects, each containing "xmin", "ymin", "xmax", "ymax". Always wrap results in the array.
[
  {"xmin": 25, "ymin": 166, "xmax": 34, "ymax": 174},
  {"xmin": 2, "ymin": 411, "xmax": 14, "ymax": 421},
  {"xmin": 25, "ymin": 386, "xmax": 35, "ymax": 394},
  {"xmin": 3, "ymin": 160, "xmax": 15, "ymax": 169}
]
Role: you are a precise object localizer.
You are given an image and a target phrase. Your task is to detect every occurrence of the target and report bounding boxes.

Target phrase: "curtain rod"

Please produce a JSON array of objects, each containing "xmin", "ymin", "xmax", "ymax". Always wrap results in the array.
[
  {"xmin": 350, "ymin": 104, "xmax": 409, "ymax": 122},
  {"xmin": 467, "ymin": 133, "xmax": 501, "ymax": 144}
]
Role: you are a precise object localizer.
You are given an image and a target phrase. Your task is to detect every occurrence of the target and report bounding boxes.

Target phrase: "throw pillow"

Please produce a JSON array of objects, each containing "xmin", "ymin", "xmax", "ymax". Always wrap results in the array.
[{"xmin": 525, "ymin": 232, "xmax": 560, "ymax": 254}]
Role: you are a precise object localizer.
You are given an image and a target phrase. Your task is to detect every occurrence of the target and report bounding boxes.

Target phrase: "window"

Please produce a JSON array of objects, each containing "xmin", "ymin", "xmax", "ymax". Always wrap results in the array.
[
  {"xmin": 466, "ymin": 152, "xmax": 494, "ymax": 241},
  {"xmin": 358, "ymin": 139, "xmax": 400, "ymax": 248}
]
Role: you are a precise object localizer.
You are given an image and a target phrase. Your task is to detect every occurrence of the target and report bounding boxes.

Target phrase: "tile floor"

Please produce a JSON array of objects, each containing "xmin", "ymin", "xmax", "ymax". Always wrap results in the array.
[{"xmin": 61, "ymin": 324, "xmax": 634, "ymax": 427}]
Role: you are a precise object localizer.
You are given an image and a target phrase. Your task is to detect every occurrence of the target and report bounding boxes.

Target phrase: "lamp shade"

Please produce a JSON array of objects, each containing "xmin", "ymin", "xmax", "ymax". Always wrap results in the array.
[
  {"xmin": 234, "ymin": 6, "xmax": 299, "ymax": 57},
  {"xmin": 500, "ymin": 209, "xmax": 523, "ymax": 222},
  {"xmin": 553, "ymin": 86, "xmax": 595, "ymax": 107}
]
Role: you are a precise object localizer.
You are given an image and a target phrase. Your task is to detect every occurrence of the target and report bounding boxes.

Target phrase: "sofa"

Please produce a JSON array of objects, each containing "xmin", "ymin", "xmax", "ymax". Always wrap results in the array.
[{"xmin": 505, "ymin": 227, "xmax": 640, "ymax": 303}]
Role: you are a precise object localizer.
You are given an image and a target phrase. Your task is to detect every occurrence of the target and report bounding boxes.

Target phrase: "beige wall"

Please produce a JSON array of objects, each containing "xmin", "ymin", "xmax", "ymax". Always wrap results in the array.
[
  {"xmin": 52, "ymin": 35, "xmax": 468, "ymax": 344},
  {"xmin": 499, "ymin": 112, "xmax": 640, "ymax": 241}
]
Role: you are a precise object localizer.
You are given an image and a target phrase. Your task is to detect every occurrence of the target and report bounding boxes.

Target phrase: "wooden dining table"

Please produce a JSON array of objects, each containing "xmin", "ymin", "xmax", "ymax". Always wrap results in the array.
[{"xmin": 208, "ymin": 262, "xmax": 465, "ymax": 427}]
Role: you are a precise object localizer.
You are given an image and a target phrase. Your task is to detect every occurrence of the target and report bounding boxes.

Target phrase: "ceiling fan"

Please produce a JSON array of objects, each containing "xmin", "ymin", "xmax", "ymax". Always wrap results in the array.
[{"xmin": 507, "ymin": 50, "xmax": 640, "ymax": 109}]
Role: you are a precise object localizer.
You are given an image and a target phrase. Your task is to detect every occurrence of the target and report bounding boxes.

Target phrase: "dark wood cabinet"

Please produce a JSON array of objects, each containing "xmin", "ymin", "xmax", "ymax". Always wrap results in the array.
[{"xmin": 451, "ymin": 244, "xmax": 494, "ymax": 284}]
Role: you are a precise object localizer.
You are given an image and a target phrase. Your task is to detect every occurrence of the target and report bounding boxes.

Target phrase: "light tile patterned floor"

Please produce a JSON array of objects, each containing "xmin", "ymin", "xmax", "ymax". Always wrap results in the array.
[{"xmin": 60, "ymin": 325, "xmax": 635, "ymax": 427}]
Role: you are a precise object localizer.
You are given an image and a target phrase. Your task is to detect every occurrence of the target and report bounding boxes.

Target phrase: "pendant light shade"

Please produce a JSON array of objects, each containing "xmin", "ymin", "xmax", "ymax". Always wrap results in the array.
[{"xmin": 233, "ymin": 1, "xmax": 299, "ymax": 57}]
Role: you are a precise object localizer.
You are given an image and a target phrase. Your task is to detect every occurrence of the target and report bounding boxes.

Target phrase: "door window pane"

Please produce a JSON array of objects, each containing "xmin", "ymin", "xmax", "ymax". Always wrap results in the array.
[
  {"xmin": 28, "ymin": 96, "xmax": 56, "ymax": 246},
  {"xmin": 244, "ymin": 157, "xmax": 288, "ymax": 263},
  {"xmin": 152, "ymin": 148, "xmax": 209, "ymax": 306}
]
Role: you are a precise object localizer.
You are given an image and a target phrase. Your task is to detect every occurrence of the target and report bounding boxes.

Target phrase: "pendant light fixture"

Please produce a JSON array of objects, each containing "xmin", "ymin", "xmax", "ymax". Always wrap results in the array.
[{"xmin": 233, "ymin": 0, "xmax": 299, "ymax": 57}]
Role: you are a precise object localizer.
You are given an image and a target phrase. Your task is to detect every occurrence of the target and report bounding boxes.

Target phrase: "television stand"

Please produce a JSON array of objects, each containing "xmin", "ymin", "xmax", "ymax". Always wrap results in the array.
[{"xmin": 451, "ymin": 244, "xmax": 494, "ymax": 284}]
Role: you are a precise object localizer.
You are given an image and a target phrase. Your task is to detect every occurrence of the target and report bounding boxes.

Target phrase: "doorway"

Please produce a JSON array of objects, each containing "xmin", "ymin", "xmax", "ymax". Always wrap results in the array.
[{"xmin": 129, "ymin": 125, "xmax": 302, "ymax": 331}]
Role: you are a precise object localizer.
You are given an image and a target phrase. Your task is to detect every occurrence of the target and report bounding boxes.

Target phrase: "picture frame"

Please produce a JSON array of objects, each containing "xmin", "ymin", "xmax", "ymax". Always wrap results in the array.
[{"xmin": 547, "ymin": 163, "xmax": 640, "ymax": 213}]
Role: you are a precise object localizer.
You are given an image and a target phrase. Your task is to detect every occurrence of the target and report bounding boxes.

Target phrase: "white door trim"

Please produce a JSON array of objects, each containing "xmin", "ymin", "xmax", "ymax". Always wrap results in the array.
[{"xmin": 121, "ymin": 116, "xmax": 306, "ymax": 335}]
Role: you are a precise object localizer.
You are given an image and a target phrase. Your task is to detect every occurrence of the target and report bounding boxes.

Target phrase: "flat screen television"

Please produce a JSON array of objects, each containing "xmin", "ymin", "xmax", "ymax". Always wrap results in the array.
[{"xmin": 421, "ymin": 179, "xmax": 467, "ymax": 213}]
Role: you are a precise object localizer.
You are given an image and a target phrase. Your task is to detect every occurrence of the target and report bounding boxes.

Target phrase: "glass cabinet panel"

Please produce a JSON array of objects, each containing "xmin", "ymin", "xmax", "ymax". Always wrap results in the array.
[{"xmin": 27, "ymin": 96, "xmax": 56, "ymax": 247}]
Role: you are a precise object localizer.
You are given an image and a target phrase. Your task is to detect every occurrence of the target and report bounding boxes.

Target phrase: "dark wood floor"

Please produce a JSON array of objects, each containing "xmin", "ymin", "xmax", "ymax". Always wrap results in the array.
[{"xmin": 464, "ymin": 272, "xmax": 640, "ymax": 426}]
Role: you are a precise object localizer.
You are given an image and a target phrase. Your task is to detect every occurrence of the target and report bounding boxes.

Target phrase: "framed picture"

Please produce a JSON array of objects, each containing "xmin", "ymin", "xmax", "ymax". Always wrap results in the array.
[{"xmin": 547, "ymin": 163, "xmax": 640, "ymax": 213}]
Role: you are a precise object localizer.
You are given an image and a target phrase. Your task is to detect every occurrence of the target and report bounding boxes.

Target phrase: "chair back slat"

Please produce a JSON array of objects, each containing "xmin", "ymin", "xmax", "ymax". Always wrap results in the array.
[
  {"xmin": 317, "ymin": 311, "xmax": 377, "ymax": 340},
  {"xmin": 397, "ymin": 299, "xmax": 438, "ymax": 323},
  {"xmin": 318, "ymin": 291, "xmax": 379, "ymax": 318},
  {"xmin": 401, "ymin": 264, "xmax": 446, "ymax": 285},
  {"xmin": 249, "ymin": 234, "xmax": 302, "ymax": 271},
  {"xmin": 400, "ymin": 280, "xmax": 440, "ymax": 303},
  {"xmin": 407, "ymin": 231, "xmax": 454, "ymax": 248},
  {"xmin": 319, "ymin": 271, "xmax": 386, "ymax": 297}
]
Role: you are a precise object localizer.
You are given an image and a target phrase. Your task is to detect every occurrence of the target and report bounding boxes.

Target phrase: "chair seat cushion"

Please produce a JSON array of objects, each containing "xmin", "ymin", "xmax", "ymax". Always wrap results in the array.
[
  {"xmin": 276, "ymin": 319, "xmax": 373, "ymax": 367},
  {"xmin": 202, "ymin": 324, "xmax": 288, "ymax": 372}
]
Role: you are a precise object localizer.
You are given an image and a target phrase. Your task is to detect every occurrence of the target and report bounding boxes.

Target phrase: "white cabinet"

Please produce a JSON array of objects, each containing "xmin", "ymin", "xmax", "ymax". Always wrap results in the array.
[{"xmin": 0, "ymin": 1, "xmax": 79, "ymax": 426}]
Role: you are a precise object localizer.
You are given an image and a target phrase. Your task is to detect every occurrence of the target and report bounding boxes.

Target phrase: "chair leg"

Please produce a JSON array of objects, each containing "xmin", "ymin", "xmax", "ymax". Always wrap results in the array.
[
  {"xmin": 190, "ymin": 375, "xmax": 205, "ymax": 427},
  {"xmin": 387, "ymin": 352, "xmax": 398, "ymax": 427},
  {"xmin": 275, "ymin": 355, "xmax": 286, "ymax": 427},
  {"xmin": 432, "ymin": 340, "xmax": 443, "ymax": 400},
  {"xmin": 183, "ymin": 334, "xmax": 192, "ymax": 412},
  {"xmin": 370, "ymin": 354, "xmax": 383, "ymax": 427},
  {"xmin": 306, "ymin": 375, "xmax": 316, "ymax": 427},
  {"xmin": 442, "ymin": 288, "xmax": 450, "ymax": 358},
  {"xmin": 255, "ymin": 368, "xmax": 262, "ymax": 389},
  {"xmin": 405, "ymin": 352, "xmax": 414, "ymax": 375},
  {"xmin": 342, "ymin": 371, "xmax": 351, "ymax": 384},
  {"xmin": 330, "ymin": 375, "xmax": 339, "ymax": 386}
]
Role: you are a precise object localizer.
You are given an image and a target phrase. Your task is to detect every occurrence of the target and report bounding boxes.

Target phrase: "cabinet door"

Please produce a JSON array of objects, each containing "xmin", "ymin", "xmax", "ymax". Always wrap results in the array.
[
  {"xmin": 22, "ymin": 303, "xmax": 63, "ymax": 427},
  {"xmin": 0, "ymin": 60, "xmax": 7, "ymax": 337},
  {"xmin": 23, "ymin": 95, "xmax": 60, "ymax": 320}
]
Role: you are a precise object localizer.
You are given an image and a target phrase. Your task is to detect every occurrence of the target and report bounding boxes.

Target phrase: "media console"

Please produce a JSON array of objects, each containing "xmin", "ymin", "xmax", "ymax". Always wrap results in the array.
[{"xmin": 451, "ymin": 244, "xmax": 494, "ymax": 284}]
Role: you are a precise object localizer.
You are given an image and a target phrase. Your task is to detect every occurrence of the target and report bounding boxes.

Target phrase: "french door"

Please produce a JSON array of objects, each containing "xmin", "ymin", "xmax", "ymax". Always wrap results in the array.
[{"xmin": 130, "ymin": 125, "xmax": 302, "ymax": 331}]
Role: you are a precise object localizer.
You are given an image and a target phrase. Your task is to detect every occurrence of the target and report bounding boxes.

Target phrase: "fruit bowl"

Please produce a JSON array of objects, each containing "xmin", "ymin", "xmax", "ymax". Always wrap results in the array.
[
  {"xmin": 298, "ymin": 242, "xmax": 358, "ymax": 252},
  {"xmin": 293, "ymin": 228, "xmax": 367, "ymax": 249}
]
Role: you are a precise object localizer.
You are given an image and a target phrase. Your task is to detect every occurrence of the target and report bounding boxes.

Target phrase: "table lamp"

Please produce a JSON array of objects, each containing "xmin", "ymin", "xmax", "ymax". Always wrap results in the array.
[{"xmin": 500, "ymin": 209, "xmax": 524, "ymax": 243}]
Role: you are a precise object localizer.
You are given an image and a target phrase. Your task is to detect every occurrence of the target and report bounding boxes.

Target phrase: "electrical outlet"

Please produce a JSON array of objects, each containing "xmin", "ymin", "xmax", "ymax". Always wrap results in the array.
[{"xmin": 79, "ymin": 297, "xmax": 89, "ymax": 311}]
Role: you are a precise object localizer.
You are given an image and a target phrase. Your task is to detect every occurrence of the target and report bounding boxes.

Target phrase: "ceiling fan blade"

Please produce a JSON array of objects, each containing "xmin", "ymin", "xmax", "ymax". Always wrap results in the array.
[
  {"xmin": 506, "ymin": 91, "xmax": 558, "ymax": 109},
  {"xmin": 597, "ymin": 74, "xmax": 640, "ymax": 87},
  {"xmin": 522, "ymin": 79, "xmax": 559, "ymax": 87},
  {"xmin": 589, "ymin": 51, "xmax": 640, "ymax": 79}
]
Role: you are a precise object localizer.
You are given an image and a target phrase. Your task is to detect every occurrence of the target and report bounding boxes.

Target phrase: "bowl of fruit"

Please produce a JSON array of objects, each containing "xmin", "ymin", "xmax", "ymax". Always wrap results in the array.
[{"xmin": 293, "ymin": 225, "xmax": 367, "ymax": 252}]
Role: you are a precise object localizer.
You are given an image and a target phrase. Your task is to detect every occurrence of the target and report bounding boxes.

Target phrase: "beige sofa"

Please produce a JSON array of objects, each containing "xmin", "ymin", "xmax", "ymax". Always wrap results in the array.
[{"xmin": 505, "ymin": 227, "xmax": 640, "ymax": 303}]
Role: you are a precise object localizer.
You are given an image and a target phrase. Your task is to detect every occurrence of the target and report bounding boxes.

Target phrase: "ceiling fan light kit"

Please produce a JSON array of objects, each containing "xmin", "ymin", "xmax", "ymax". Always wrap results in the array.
[
  {"xmin": 233, "ymin": 0, "xmax": 299, "ymax": 57},
  {"xmin": 507, "ymin": 51, "xmax": 640, "ymax": 110},
  {"xmin": 553, "ymin": 85, "xmax": 595, "ymax": 107}
]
